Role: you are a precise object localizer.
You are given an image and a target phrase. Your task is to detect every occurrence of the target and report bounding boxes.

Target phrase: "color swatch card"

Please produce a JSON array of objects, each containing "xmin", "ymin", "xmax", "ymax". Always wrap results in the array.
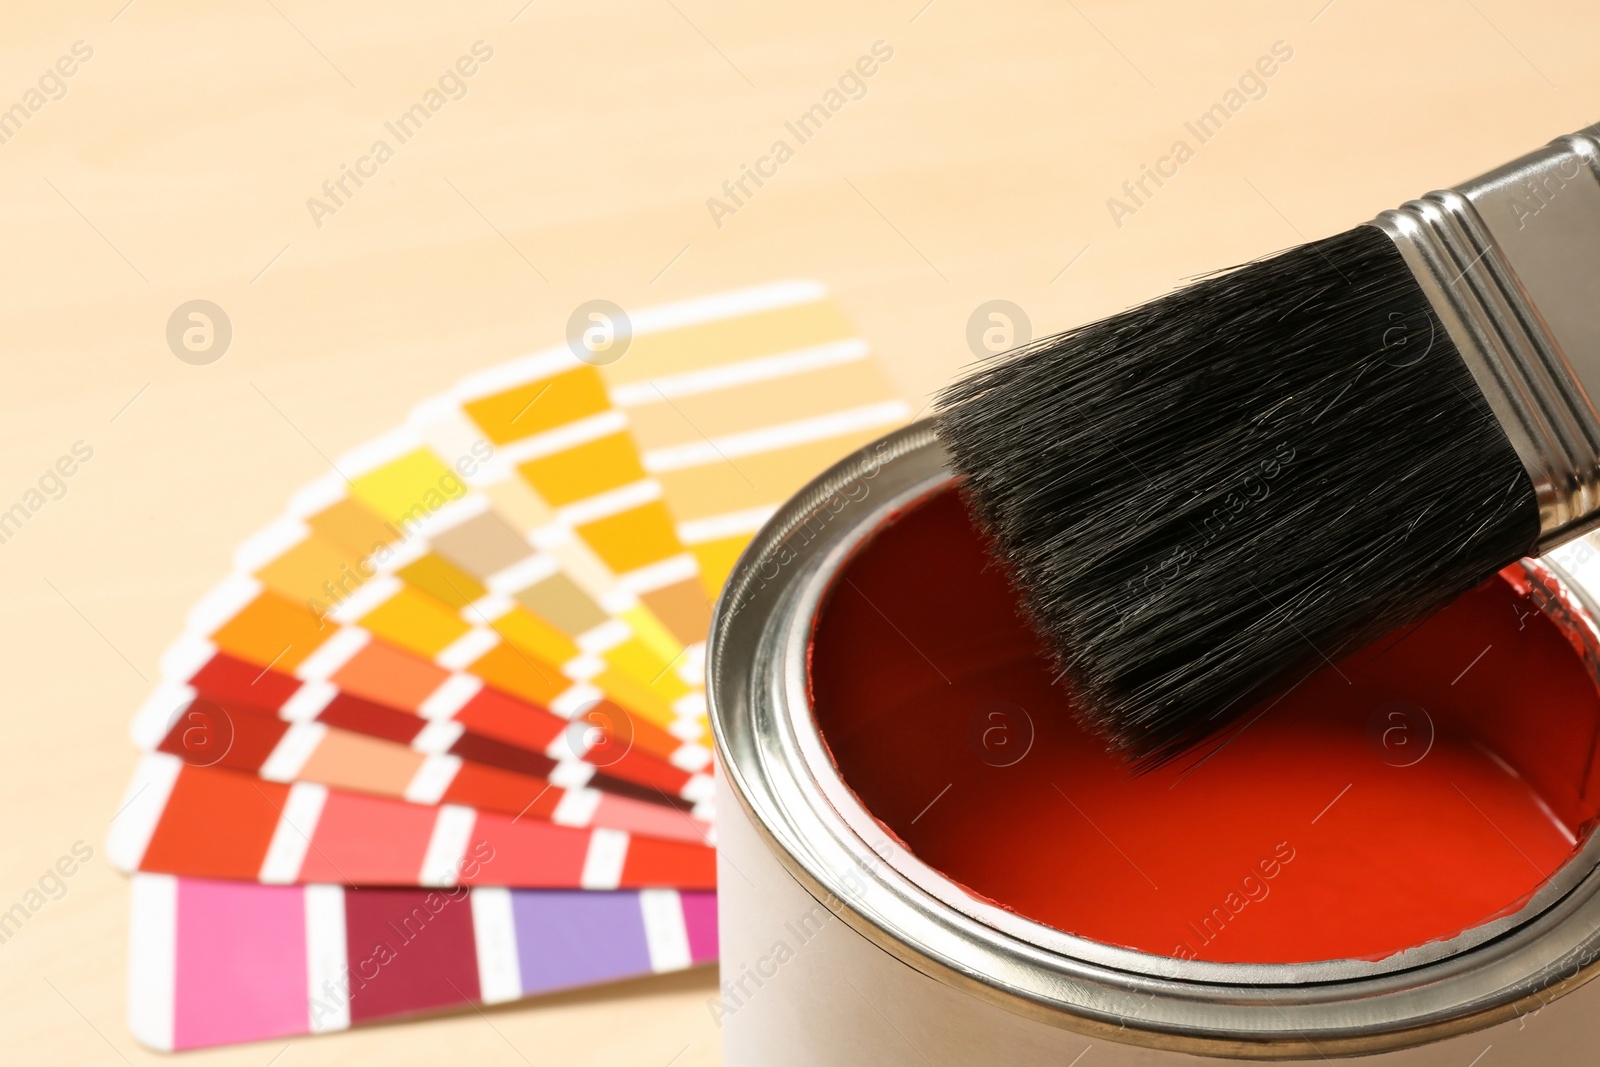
[
  {"xmin": 133, "ymin": 689, "xmax": 710, "ymax": 840},
  {"xmin": 113, "ymin": 280, "xmax": 907, "ymax": 1050},
  {"xmin": 108, "ymin": 756, "xmax": 715, "ymax": 889},
  {"xmin": 596, "ymin": 281, "xmax": 909, "ymax": 594},
  {"xmin": 150, "ymin": 608, "xmax": 710, "ymax": 794},
  {"xmin": 129, "ymin": 875, "xmax": 717, "ymax": 1051},
  {"xmin": 254, "ymin": 432, "xmax": 708, "ymax": 742},
  {"xmin": 419, "ymin": 358, "xmax": 714, "ymax": 659}
]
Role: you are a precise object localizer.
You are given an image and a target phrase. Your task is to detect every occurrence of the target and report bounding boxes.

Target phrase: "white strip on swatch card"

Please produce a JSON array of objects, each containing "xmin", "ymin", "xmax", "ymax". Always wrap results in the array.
[
  {"xmin": 548, "ymin": 759, "xmax": 596, "ymax": 790},
  {"xmin": 642, "ymin": 400, "xmax": 911, "ymax": 473},
  {"xmin": 669, "ymin": 719, "xmax": 707, "ymax": 743},
  {"xmin": 639, "ymin": 889, "xmax": 693, "ymax": 972},
  {"xmin": 418, "ymin": 672, "xmax": 483, "ymax": 719},
  {"xmin": 549, "ymin": 683, "xmax": 603, "ymax": 719},
  {"xmin": 616, "ymin": 553, "xmax": 698, "ymax": 595},
  {"xmin": 410, "ymin": 719, "xmax": 466, "ymax": 756},
  {"xmin": 410, "ymin": 394, "xmax": 490, "ymax": 466},
  {"xmin": 553, "ymin": 479, "xmax": 663, "ymax": 529},
  {"xmin": 158, "ymin": 634, "xmax": 217, "ymax": 686},
  {"xmin": 186, "ymin": 574, "xmax": 263, "ymax": 636},
  {"xmin": 259, "ymin": 722, "xmax": 327, "ymax": 782},
  {"xmin": 462, "ymin": 443, "xmax": 518, "ymax": 490},
  {"xmin": 542, "ymin": 538, "xmax": 626, "ymax": 603},
  {"xmin": 580, "ymin": 827, "xmax": 630, "ymax": 889},
  {"xmin": 628, "ymin": 278, "xmax": 827, "ymax": 335},
  {"xmin": 551, "ymin": 786, "xmax": 602, "ymax": 827},
  {"xmin": 435, "ymin": 626, "xmax": 500, "ymax": 671},
  {"xmin": 327, "ymin": 573, "xmax": 402, "ymax": 625},
  {"xmin": 544, "ymin": 728, "xmax": 586, "ymax": 761},
  {"xmin": 575, "ymin": 618, "xmax": 632, "ymax": 654},
  {"xmin": 335, "ymin": 425, "xmax": 423, "ymax": 478},
  {"xmin": 526, "ymin": 520, "xmax": 576, "ymax": 554},
  {"xmin": 404, "ymin": 753, "xmax": 463, "ymax": 804},
  {"xmin": 236, "ymin": 422, "xmax": 694, "ymax": 729},
  {"xmin": 443, "ymin": 280, "xmax": 825, "ymax": 408},
  {"xmin": 293, "ymin": 626, "xmax": 370, "ymax": 681},
  {"xmin": 419, "ymin": 804, "xmax": 477, "ymax": 886},
  {"xmin": 379, "ymin": 533, "xmax": 431, "ymax": 571},
  {"xmin": 106, "ymin": 753, "xmax": 182, "ymax": 872},
  {"xmin": 485, "ymin": 552, "xmax": 561, "ymax": 597},
  {"xmin": 673, "ymin": 692, "xmax": 708, "ymax": 721},
  {"xmin": 679, "ymin": 642, "xmax": 707, "ymax": 686},
  {"xmin": 461, "ymin": 470, "xmax": 659, "ymax": 614},
  {"xmin": 562, "ymin": 653, "xmax": 606, "ymax": 680},
  {"xmin": 670, "ymin": 743, "xmax": 714, "ymax": 774},
  {"xmin": 498, "ymin": 409, "xmax": 629, "ymax": 465},
  {"xmin": 126, "ymin": 873, "xmax": 177, "ymax": 1052},
  {"xmin": 305, "ymin": 883, "xmax": 352, "ymax": 1034},
  {"xmin": 451, "ymin": 346, "xmax": 582, "ymax": 403},
  {"xmin": 258, "ymin": 783, "xmax": 329, "ymax": 884},
  {"xmin": 411, "ymin": 492, "xmax": 491, "ymax": 542},
  {"xmin": 245, "ymin": 428, "xmax": 576, "ymax": 675},
  {"xmin": 279, "ymin": 679, "xmax": 337, "ymax": 722},
  {"xmin": 466, "ymin": 590, "xmax": 516, "ymax": 623},
  {"xmin": 233, "ymin": 515, "xmax": 312, "ymax": 573},
  {"xmin": 672, "ymin": 703, "xmax": 710, "ymax": 748},
  {"xmin": 682, "ymin": 774, "xmax": 716, "ymax": 805},
  {"xmin": 470, "ymin": 887, "xmax": 523, "ymax": 1005},
  {"xmin": 130, "ymin": 681, "xmax": 195, "ymax": 749},
  {"xmin": 609, "ymin": 337, "xmax": 871, "ymax": 407},
  {"xmin": 288, "ymin": 471, "xmax": 347, "ymax": 520},
  {"xmin": 692, "ymin": 800, "xmax": 717, "ymax": 829},
  {"xmin": 677, "ymin": 505, "xmax": 779, "ymax": 546}
]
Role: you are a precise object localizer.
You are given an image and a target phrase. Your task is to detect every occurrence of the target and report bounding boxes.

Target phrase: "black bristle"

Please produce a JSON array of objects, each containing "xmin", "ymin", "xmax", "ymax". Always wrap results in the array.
[{"xmin": 935, "ymin": 225, "xmax": 1541, "ymax": 766}]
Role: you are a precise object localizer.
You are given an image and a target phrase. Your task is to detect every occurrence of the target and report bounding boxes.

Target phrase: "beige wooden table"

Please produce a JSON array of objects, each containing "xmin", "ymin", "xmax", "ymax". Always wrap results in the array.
[{"xmin": 1, "ymin": 1, "xmax": 1595, "ymax": 1062}]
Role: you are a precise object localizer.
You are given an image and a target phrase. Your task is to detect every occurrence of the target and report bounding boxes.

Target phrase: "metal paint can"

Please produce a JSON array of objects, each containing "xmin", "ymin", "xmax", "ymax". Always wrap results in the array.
[{"xmin": 707, "ymin": 420, "xmax": 1600, "ymax": 1064}]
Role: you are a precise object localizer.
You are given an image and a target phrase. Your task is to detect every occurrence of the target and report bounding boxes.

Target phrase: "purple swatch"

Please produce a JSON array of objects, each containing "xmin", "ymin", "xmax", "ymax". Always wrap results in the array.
[{"xmin": 512, "ymin": 889, "xmax": 652, "ymax": 994}]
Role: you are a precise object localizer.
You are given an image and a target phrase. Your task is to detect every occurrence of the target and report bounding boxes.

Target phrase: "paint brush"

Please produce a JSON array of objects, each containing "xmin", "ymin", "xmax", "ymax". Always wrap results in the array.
[{"xmin": 936, "ymin": 123, "xmax": 1600, "ymax": 765}]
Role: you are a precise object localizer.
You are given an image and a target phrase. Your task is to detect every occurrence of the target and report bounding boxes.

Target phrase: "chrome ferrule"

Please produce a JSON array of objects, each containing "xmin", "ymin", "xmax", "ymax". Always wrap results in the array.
[{"xmin": 1372, "ymin": 125, "xmax": 1600, "ymax": 550}]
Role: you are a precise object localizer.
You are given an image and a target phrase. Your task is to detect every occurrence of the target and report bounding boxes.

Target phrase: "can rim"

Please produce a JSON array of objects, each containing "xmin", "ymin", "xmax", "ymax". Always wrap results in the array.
[{"xmin": 708, "ymin": 421, "xmax": 1600, "ymax": 1058}]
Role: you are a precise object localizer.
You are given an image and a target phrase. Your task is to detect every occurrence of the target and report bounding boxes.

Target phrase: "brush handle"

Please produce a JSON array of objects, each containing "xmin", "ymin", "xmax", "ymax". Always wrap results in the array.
[{"xmin": 1374, "ymin": 125, "xmax": 1600, "ymax": 550}]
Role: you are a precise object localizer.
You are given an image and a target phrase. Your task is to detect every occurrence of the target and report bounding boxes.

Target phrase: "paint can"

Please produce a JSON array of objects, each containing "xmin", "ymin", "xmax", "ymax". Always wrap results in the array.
[{"xmin": 707, "ymin": 420, "xmax": 1600, "ymax": 1064}]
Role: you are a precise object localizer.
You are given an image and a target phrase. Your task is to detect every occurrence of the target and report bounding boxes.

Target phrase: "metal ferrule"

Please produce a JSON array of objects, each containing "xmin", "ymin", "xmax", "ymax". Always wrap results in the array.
[{"xmin": 1373, "ymin": 125, "xmax": 1600, "ymax": 550}]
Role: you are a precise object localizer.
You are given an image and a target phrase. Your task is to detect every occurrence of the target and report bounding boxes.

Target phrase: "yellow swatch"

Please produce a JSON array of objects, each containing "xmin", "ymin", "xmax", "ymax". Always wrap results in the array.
[
  {"xmin": 463, "ymin": 366, "xmax": 610, "ymax": 444},
  {"xmin": 350, "ymin": 448, "xmax": 468, "ymax": 528},
  {"xmin": 357, "ymin": 584, "xmax": 472, "ymax": 659},
  {"xmin": 517, "ymin": 433, "xmax": 646, "ymax": 506},
  {"xmin": 210, "ymin": 592, "xmax": 330, "ymax": 672},
  {"xmin": 577, "ymin": 502, "xmax": 684, "ymax": 575}
]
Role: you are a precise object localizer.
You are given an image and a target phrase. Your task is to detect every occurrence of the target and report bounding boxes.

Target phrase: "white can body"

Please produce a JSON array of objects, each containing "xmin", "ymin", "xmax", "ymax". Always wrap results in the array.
[{"xmin": 716, "ymin": 778, "xmax": 1599, "ymax": 1065}]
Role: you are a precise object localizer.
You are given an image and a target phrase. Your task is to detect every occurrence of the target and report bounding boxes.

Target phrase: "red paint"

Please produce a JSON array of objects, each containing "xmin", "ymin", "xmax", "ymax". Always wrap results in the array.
[{"xmin": 809, "ymin": 488, "xmax": 1600, "ymax": 964}]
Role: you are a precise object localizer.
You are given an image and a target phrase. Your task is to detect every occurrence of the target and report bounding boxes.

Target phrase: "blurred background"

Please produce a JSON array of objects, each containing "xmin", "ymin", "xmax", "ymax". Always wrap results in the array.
[{"xmin": 3, "ymin": 0, "xmax": 1597, "ymax": 1062}]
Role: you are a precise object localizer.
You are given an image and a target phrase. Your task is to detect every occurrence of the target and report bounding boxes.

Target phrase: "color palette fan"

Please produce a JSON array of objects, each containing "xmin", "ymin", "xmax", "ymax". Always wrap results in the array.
[{"xmin": 108, "ymin": 280, "xmax": 910, "ymax": 1050}]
